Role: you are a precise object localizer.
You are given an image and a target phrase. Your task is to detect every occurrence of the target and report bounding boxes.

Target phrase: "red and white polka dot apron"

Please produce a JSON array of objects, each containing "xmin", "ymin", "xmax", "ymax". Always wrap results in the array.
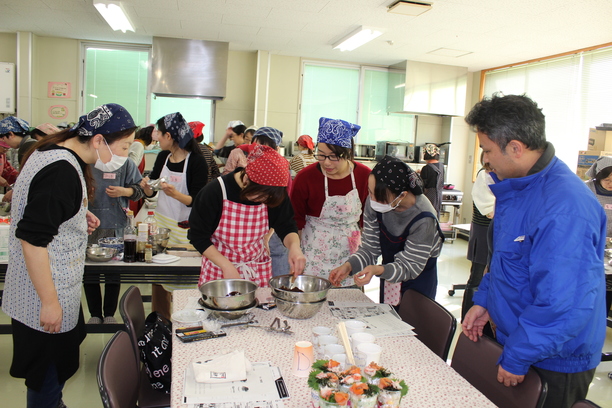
[{"xmin": 198, "ymin": 178, "xmax": 272, "ymax": 287}]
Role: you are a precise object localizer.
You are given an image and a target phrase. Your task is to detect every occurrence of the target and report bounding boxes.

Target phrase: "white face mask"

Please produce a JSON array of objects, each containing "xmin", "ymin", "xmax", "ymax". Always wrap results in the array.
[
  {"xmin": 370, "ymin": 193, "xmax": 404, "ymax": 213},
  {"xmin": 95, "ymin": 138, "xmax": 128, "ymax": 172}
]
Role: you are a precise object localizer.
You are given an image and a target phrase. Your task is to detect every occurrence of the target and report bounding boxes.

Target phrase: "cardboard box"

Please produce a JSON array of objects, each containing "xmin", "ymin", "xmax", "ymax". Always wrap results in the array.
[
  {"xmin": 587, "ymin": 128, "xmax": 612, "ymax": 151},
  {"xmin": 577, "ymin": 150, "xmax": 612, "ymax": 167},
  {"xmin": 576, "ymin": 165, "xmax": 590, "ymax": 181}
]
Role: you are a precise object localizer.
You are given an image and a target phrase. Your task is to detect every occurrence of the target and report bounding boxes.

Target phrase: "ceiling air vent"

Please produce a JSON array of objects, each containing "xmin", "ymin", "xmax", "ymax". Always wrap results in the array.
[{"xmin": 387, "ymin": 0, "xmax": 432, "ymax": 16}]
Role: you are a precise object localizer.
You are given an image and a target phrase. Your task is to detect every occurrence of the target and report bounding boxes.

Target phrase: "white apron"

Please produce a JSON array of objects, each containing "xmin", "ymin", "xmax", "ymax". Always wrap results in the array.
[
  {"xmin": 155, "ymin": 153, "xmax": 192, "ymax": 291},
  {"xmin": 155, "ymin": 153, "xmax": 191, "ymax": 246},
  {"xmin": 301, "ymin": 166, "xmax": 362, "ymax": 286}
]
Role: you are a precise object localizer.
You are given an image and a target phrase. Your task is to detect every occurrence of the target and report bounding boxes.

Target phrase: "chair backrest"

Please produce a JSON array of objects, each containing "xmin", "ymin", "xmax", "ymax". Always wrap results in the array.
[
  {"xmin": 97, "ymin": 330, "xmax": 140, "ymax": 408},
  {"xmin": 119, "ymin": 285, "xmax": 146, "ymax": 366},
  {"xmin": 451, "ymin": 332, "xmax": 547, "ymax": 408},
  {"xmin": 572, "ymin": 400, "xmax": 601, "ymax": 408},
  {"xmin": 397, "ymin": 289, "xmax": 457, "ymax": 360}
]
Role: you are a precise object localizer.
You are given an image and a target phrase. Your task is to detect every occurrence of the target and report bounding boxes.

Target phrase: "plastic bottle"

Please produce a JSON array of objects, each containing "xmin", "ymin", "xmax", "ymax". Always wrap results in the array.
[
  {"xmin": 144, "ymin": 211, "xmax": 158, "ymax": 236},
  {"xmin": 137, "ymin": 223, "xmax": 148, "ymax": 262},
  {"xmin": 0, "ymin": 217, "xmax": 10, "ymax": 262},
  {"xmin": 123, "ymin": 210, "xmax": 137, "ymax": 263}
]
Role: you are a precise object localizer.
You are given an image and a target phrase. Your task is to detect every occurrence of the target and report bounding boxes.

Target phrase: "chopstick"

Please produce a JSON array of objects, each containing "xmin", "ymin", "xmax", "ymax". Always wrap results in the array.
[{"xmin": 337, "ymin": 321, "xmax": 356, "ymax": 366}]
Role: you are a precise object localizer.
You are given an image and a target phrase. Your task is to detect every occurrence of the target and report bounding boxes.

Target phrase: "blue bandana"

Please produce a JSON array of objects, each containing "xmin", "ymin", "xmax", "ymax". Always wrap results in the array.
[
  {"xmin": 71, "ymin": 103, "xmax": 135, "ymax": 137},
  {"xmin": 317, "ymin": 117, "xmax": 360, "ymax": 149},
  {"xmin": 162, "ymin": 112, "xmax": 193, "ymax": 149},
  {"xmin": 253, "ymin": 127, "xmax": 283, "ymax": 147},
  {"xmin": 0, "ymin": 116, "xmax": 30, "ymax": 135}
]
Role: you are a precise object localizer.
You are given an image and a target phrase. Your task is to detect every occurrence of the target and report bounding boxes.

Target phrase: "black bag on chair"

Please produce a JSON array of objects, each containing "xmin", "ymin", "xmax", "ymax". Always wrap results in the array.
[{"xmin": 138, "ymin": 311, "xmax": 172, "ymax": 393}]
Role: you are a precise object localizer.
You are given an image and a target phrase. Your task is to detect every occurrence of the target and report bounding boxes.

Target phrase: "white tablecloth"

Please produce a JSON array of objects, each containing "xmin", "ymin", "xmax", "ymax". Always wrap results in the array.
[{"xmin": 171, "ymin": 288, "xmax": 496, "ymax": 408}]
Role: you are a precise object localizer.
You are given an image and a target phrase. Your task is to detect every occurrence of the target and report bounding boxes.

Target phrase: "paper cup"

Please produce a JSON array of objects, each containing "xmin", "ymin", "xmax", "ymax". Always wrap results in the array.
[
  {"xmin": 293, "ymin": 341, "xmax": 314, "ymax": 377},
  {"xmin": 312, "ymin": 326, "xmax": 332, "ymax": 346},
  {"xmin": 324, "ymin": 343, "xmax": 345, "ymax": 359},
  {"xmin": 356, "ymin": 343, "xmax": 382, "ymax": 367},
  {"xmin": 351, "ymin": 332, "xmax": 376, "ymax": 350},
  {"xmin": 345, "ymin": 320, "xmax": 366, "ymax": 336},
  {"xmin": 331, "ymin": 353, "xmax": 347, "ymax": 368},
  {"xmin": 316, "ymin": 335, "xmax": 338, "ymax": 356}
]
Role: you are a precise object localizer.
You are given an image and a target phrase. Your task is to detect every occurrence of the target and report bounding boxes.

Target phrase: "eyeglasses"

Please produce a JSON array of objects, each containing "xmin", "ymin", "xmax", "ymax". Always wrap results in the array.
[{"xmin": 314, "ymin": 153, "xmax": 340, "ymax": 162}]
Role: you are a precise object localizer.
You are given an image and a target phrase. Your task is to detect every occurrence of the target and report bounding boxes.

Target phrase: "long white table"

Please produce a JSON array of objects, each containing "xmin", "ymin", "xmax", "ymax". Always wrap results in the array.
[{"xmin": 171, "ymin": 288, "xmax": 496, "ymax": 408}]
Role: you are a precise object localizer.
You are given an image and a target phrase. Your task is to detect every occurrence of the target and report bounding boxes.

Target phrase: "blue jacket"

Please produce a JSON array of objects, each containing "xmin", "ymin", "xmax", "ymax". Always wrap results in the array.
[{"xmin": 473, "ymin": 155, "xmax": 607, "ymax": 375}]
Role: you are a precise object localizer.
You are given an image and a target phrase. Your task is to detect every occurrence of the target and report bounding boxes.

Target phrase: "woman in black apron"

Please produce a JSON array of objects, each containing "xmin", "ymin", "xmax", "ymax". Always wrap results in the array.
[{"xmin": 329, "ymin": 156, "xmax": 444, "ymax": 307}]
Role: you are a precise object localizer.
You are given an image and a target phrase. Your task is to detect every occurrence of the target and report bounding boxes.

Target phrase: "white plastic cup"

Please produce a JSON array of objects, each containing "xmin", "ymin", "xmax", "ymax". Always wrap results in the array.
[
  {"xmin": 324, "ymin": 343, "xmax": 345, "ymax": 359},
  {"xmin": 312, "ymin": 326, "xmax": 332, "ymax": 347},
  {"xmin": 351, "ymin": 332, "xmax": 376, "ymax": 350},
  {"xmin": 293, "ymin": 341, "xmax": 314, "ymax": 377},
  {"xmin": 356, "ymin": 343, "xmax": 382, "ymax": 367},
  {"xmin": 316, "ymin": 335, "xmax": 338, "ymax": 356},
  {"xmin": 331, "ymin": 353, "xmax": 347, "ymax": 367},
  {"xmin": 344, "ymin": 320, "xmax": 367, "ymax": 336}
]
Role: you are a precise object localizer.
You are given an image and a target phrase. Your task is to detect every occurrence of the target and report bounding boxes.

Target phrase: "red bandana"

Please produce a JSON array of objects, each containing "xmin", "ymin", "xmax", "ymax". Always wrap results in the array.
[
  {"xmin": 188, "ymin": 121, "xmax": 205, "ymax": 138},
  {"xmin": 245, "ymin": 145, "xmax": 289, "ymax": 187}
]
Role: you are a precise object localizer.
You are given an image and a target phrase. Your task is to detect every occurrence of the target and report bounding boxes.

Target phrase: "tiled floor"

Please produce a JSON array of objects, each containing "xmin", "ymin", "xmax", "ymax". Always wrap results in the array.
[{"xmin": 0, "ymin": 238, "xmax": 611, "ymax": 407}]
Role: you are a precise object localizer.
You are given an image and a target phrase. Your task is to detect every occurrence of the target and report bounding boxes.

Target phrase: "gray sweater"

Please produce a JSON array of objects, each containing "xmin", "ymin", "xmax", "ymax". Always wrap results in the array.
[{"xmin": 348, "ymin": 195, "xmax": 443, "ymax": 283}]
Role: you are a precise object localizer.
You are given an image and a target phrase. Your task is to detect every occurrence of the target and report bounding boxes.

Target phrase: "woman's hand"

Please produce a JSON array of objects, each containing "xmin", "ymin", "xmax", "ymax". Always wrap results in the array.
[
  {"xmin": 352, "ymin": 265, "xmax": 384, "ymax": 287},
  {"xmin": 86, "ymin": 211, "xmax": 100, "ymax": 234},
  {"xmin": 161, "ymin": 182, "xmax": 178, "ymax": 198},
  {"xmin": 2, "ymin": 189, "xmax": 13, "ymax": 202},
  {"xmin": 329, "ymin": 262, "xmax": 352, "ymax": 287},
  {"xmin": 222, "ymin": 264, "xmax": 242, "ymax": 280},
  {"xmin": 140, "ymin": 177, "xmax": 153, "ymax": 196},
  {"xmin": 40, "ymin": 300, "xmax": 63, "ymax": 333},
  {"xmin": 0, "ymin": 176, "xmax": 8, "ymax": 187},
  {"xmin": 105, "ymin": 186, "xmax": 130, "ymax": 198},
  {"xmin": 287, "ymin": 245, "xmax": 306, "ymax": 276}
]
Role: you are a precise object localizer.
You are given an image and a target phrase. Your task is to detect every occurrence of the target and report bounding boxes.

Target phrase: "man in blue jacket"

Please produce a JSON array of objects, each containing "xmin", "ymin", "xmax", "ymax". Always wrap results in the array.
[{"xmin": 462, "ymin": 94, "xmax": 607, "ymax": 408}]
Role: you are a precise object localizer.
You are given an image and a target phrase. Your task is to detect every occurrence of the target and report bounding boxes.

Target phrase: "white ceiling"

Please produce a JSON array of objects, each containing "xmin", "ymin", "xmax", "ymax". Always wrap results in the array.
[{"xmin": 1, "ymin": 0, "xmax": 612, "ymax": 71}]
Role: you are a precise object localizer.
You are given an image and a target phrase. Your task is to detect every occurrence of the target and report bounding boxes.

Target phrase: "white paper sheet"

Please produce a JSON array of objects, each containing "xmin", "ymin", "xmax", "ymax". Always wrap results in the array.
[
  {"xmin": 183, "ymin": 361, "xmax": 289, "ymax": 405},
  {"xmin": 327, "ymin": 301, "xmax": 415, "ymax": 337}
]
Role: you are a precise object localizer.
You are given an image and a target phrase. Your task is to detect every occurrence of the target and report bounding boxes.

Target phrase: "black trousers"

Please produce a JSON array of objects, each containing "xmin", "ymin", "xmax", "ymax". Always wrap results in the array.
[
  {"xmin": 461, "ymin": 261, "xmax": 487, "ymax": 322},
  {"xmin": 83, "ymin": 280, "xmax": 121, "ymax": 318},
  {"xmin": 534, "ymin": 367, "xmax": 596, "ymax": 408}
]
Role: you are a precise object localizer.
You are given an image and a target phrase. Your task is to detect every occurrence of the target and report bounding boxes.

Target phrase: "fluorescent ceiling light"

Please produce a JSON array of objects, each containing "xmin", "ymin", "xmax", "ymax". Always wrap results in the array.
[
  {"xmin": 388, "ymin": 0, "xmax": 432, "ymax": 16},
  {"xmin": 333, "ymin": 26, "xmax": 383, "ymax": 52},
  {"xmin": 94, "ymin": 1, "xmax": 134, "ymax": 33}
]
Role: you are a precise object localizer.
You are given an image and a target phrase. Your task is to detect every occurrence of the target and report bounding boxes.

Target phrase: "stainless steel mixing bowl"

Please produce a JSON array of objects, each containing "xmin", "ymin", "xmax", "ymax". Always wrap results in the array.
[
  {"xmin": 86, "ymin": 246, "xmax": 117, "ymax": 262},
  {"xmin": 272, "ymin": 294, "xmax": 326, "ymax": 319},
  {"xmin": 198, "ymin": 279, "xmax": 258, "ymax": 310},
  {"xmin": 269, "ymin": 274, "xmax": 331, "ymax": 303}
]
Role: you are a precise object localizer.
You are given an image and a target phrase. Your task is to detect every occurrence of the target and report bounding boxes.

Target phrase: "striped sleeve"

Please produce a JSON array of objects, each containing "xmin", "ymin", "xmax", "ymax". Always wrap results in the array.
[
  {"xmin": 347, "ymin": 198, "xmax": 382, "ymax": 272},
  {"xmin": 381, "ymin": 217, "xmax": 442, "ymax": 283}
]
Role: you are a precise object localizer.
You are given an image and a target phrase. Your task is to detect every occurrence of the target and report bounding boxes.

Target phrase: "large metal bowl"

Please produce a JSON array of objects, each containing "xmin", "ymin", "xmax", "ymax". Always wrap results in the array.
[
  {"xmin": 86, "ymin": 246, "xmax": 117, "ymax": 262},
  {"xmin": 198, "ymin": 279, "xmax": 258, "ymax": 310},
  {"xmin": 269, "ymin": 275, "xmax": 331, "ymax": 303},
  {"xmin": 198, "ymin": 298, "xmax": 258, "ymax": 320},
  {"xmin": 272, "ymin": 294, "xmax": 326, "ymax": 319},
  {"xmin": 153, "ymin": 227, "xmax": 171, "ymax": 253}
]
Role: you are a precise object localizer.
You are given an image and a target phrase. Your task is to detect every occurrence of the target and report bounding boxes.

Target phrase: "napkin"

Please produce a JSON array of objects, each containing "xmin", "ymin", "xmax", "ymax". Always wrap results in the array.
[{"xmin": 192, "ymin": 350, "xmax": 252, "ymax": 383}]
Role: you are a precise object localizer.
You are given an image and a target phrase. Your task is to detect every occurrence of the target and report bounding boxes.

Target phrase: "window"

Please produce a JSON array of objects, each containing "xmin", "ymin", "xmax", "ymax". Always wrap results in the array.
[
  {"xmin": 483, "ymin": 46, "xmax": 612, "ymax": 169},
  {"xmin": 300, "ymin": 63, "xmax": 360, "ymax": 138},
  {"xmin": 300, "ymin": 62, "xmax": 415, "ymax": 147},
  {"xmin": 83, "ymin": 44, "xmax": 150, "ymax": 126}
]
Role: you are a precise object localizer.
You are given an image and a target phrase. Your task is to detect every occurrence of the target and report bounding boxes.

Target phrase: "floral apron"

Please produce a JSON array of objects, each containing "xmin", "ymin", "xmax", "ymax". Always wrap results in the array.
[
  {"xmin": 301, "ymin": 166, "xmax": 362, "ymax": 286},
  {"xmin": 198, "ymin": 177, "xmax": 272, "ymax": 287}
]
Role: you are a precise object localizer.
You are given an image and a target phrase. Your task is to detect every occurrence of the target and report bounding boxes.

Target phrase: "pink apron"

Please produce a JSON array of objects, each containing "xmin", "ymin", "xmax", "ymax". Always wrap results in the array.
[{"xmin": 198, "ymin": 178, "xmax": 272, "ymax": 287}]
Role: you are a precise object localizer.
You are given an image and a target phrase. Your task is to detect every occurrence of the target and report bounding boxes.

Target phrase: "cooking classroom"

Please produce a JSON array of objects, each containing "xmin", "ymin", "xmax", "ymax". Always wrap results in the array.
[{"xmin": 1, "ymin": 1, "xmax": 612, "ymax": 407}]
